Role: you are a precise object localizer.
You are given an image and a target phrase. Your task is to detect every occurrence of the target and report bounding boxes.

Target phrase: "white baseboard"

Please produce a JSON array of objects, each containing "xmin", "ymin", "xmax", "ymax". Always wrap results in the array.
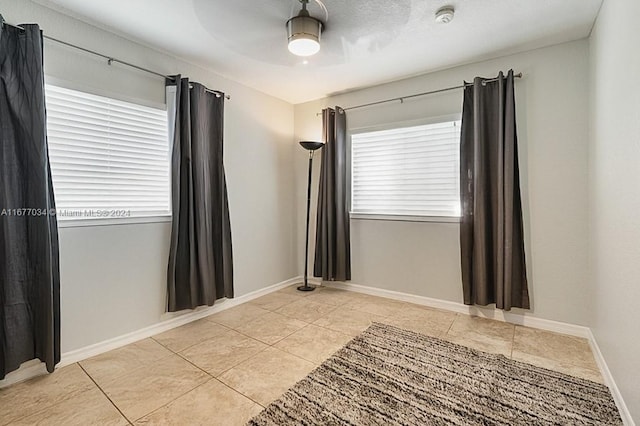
[
  {"xmin": 587, "ymin": 330, "xmax": 636, "ymax": 426},
  {"xmin": 2, "ymin": 274, "xmax": 633, "ymax": 425},
  {"xmin": 320, "ymin": 280, "xmax": 590, "ymax": 338},
  {"xmin": 0, "ymin": 276, "xmax": 301, "ymax": 389}
]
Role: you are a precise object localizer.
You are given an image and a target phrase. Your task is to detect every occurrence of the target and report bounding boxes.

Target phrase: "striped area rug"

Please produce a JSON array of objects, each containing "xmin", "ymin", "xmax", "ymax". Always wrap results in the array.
[{"xmin": 248, "ymin": 322, "xmax": 622, "ymax": 425}]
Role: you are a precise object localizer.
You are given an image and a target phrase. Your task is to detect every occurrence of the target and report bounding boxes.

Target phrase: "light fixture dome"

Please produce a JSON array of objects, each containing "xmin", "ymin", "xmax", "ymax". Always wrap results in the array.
[{"xmin": 286, "ymin": 0, "xmax": 323, "ymax": 57}]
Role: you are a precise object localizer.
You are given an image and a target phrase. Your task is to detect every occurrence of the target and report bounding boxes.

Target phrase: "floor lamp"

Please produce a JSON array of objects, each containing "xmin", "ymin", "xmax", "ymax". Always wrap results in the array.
[{"xmin": 298, "ymin": 140, "xmax": 325, "ymax": 292}]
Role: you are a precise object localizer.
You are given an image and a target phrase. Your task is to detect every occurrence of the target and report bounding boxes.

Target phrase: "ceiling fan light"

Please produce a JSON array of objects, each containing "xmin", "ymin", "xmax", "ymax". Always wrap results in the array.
[
  {"xmin": 286, "ymin": 14, "xmax": 323, "ymax": 57},
  {"xmin": 288, "ymin": 36, "xmax": 320, "ymax": 57}
]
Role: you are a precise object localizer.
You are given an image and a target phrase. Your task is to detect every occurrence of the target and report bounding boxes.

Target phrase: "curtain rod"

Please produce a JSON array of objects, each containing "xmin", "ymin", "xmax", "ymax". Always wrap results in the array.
[
  {"xmin": 1, "ymin": 18, "xmax": 231, "ymax": 100},
  {"xmin": 316, "ymin": 72, "xmax": 522, "ymax": 115}
]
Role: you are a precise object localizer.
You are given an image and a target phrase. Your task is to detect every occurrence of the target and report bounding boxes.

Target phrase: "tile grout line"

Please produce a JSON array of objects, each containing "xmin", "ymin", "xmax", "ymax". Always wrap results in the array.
[
  {"xmin": 174, "ymin": 352, "xmax": 216, "ymax": 379},
  {"xmin": 0, "ymin": 369, "xmax": 96, "ymax": 426},
  {"xmin": 508, "ymin": 326, "xmax": 601, "ymax": 379},
  {"xmin": 268, "ymin": 294, "xmax": 342, "ymax": 312},
  {"xmin": 77, "ymin": 362, "xmax": 135, "ymax": 426},
  {"xmin": 84, "ymin": 335, "xmax": 223, "ymax": 424},
  {"xmin": 87, "ymin": 340, "xmax": 176, "ymax": 385},
  {"xmin": 275, "ymin": 304, "xmax": 344, "ymax": 324},
  {"xmin": 215, "ymin": 288, "xmax": 604, "ymax": 385},
  {"xmin": 312, "ymin": 322, "xmax": 355, "ymax": 339},
  {"xmin": 444, "ymin": 313, "xmax": 458, "ymax": 335},
  {"xmin": 195, "ymin": 341, "xmax": 305, "ymax": 409},
  {"xmin": 264, "ymin": 290, "xmax": 592, "ymax": 376},
  {"xmin": 215, "ymin": 376, "xmax": 267, "ymax": 409},
  {"xmin": 267, "ymin": 322, "xmax": 333, "ymax": 365},
  {"xmin": 178, "ymin": 305, "xmax": 331, "ymax": 370},
  {"xmin": 153, "ymin": 323, "xmax": 233, "ymax": 356},
  {"xmin": 173, "ymin": 315, "xmax": 307, "ymax": 378},
  {"xmin": 219, "ymin": 321, "xmax": 305, "ymax": 346},
  {"xmin": 131, "ymin": 378, "xmax": 216, "ymax": 422},
  {"xmin": 202, "ymin": 345, "xmax": 271, "ymax": 379},
  {"xmin": 200, "ymin": 318, "xmax": 322, "ymax": 405},
  {"xmin": 127, "ymin": 352, "xmax": 224, "ymax": 423},
  {"xmin": 148, "ymin": 294, "xmax": 329, "ymax": 391},
  {"xmin": 209, "ymin": 301, "xmax": 347, "ymax": 346}
]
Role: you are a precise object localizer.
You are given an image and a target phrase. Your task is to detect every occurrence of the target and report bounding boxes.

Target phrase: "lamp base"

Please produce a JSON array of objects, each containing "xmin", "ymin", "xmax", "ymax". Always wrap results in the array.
[{"xmin": 296, "ymin": 284, "xmax": 316, "ymax": 292}]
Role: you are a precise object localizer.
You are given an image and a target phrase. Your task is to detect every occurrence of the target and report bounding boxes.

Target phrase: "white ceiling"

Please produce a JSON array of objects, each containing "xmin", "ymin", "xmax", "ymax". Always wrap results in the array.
[{"xmin": 34, "ymin": 0, "xmax": 602, "ymax": 104}]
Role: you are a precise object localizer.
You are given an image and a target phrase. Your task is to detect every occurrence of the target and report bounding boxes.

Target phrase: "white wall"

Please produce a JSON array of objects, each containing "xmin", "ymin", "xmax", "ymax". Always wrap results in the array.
[
  {"xmin": 0, "ymin": 0, "xmax": 297, "ymax": 353},
  {"xmin": 589, "ymin": 0, "xmax": 640, "ymax": 420},
  {"xmin": 295, "ymin": 40, "xmax": 591, "ymax": 325}
]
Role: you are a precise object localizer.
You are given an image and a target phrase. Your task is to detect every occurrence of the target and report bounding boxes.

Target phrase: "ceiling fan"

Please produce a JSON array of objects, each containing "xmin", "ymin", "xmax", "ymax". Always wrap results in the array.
[{"xmin": 286, "ymin": 0, "xmax": 328, "ymax": 57}]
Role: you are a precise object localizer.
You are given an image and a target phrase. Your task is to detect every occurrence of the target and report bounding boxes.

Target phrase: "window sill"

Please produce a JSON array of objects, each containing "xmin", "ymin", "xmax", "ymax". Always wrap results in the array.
[
  {"xmin": 349, "ymin": 213, "xmax": 461, "ymax": 223},
  {"xmin": 57, "ymin": 215, "xmax": 172, "ymax": 228}
]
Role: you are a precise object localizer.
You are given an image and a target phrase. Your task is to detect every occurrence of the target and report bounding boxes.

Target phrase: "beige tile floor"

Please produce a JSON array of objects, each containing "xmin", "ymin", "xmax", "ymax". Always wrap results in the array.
[{"xmin": 0, "ymin": 285, "xmax": 602, "ymax": 425}]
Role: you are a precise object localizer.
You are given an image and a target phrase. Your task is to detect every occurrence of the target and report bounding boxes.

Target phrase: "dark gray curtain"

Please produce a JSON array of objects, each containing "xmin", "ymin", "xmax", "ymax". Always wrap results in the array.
[
  {"xmin": 0, "ymin": 19, "xmax": 60, "ymax": 378},
  {"xmin": 166, "ymin": 76, "xmax": 233, "ymax": 312},
  {"xmin": 460, "ymin": 70, "xmax": 529, "ymax": 310},
  {"xmin": 313, "ymin": 107, "xmax": 351, "ymax": 281}
]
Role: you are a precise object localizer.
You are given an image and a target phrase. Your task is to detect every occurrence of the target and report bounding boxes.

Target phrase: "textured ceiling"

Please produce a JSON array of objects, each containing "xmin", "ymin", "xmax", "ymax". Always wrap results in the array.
[
  {"xmin": 33, "ymin": 0, "xmax": 602, "ymax": 103},
  {"xmin": 191, "ymin": 0, "xmax": 415, "ymax": 67}
]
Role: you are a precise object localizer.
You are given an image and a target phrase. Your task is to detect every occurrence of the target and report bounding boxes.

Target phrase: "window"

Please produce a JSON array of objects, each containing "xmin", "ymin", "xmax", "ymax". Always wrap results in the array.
[
  {"xmin": 45, "ymin": 85, "xmax": 170, "ymax": 221},
  {"xmin": 351, "ymin": 120, "xmax": 461, "ymax": 219}
]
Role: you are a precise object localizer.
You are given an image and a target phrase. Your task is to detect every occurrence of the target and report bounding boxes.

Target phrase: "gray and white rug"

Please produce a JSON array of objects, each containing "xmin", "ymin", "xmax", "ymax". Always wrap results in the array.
[{"xmin": 248, "ymin": 322, "xmax": 622, "ymax": 425}]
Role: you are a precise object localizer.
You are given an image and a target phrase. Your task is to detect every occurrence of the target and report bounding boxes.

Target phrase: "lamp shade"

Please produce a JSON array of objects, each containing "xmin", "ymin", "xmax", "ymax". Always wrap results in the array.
[
  {"xmin": 299, "ymin": 140, "xmax": 324, "ymax": 151},
  {"xmin": 287, "ymin": 14, "xmax": 323, "ymax": 57}
]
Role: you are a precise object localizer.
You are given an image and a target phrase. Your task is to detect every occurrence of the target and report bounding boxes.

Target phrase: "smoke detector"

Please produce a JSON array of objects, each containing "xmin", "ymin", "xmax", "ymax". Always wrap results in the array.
[{"xmin": 435, "ymin": 6, "xmax": 455, "ymax": 24}]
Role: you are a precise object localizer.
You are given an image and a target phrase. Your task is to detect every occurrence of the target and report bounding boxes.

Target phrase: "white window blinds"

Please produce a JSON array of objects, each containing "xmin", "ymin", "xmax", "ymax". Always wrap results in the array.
[
  {"xmin": 351, "ymin": 120, "xmax": 461, "ymax": 218},
  {"xmin": 45, "ymin": 85, "xmax": 170, "ymax": 220}
]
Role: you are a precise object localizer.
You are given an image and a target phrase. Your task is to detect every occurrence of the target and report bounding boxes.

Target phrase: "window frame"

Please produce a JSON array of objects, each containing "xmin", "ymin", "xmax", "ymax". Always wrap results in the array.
[
  {"xmin": 348, "ymin": 115, "xmax": 462, "ymax": 224},
  {"xmin": 44, "ymin": 79, "xmax": 172, "ymax": 228}
]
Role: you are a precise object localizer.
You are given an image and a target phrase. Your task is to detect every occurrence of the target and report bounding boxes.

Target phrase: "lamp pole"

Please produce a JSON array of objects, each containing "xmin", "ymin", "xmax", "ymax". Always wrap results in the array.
[{"xmin": 298, "ymin": 141, "xmax": 324, "ymax": 291}]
